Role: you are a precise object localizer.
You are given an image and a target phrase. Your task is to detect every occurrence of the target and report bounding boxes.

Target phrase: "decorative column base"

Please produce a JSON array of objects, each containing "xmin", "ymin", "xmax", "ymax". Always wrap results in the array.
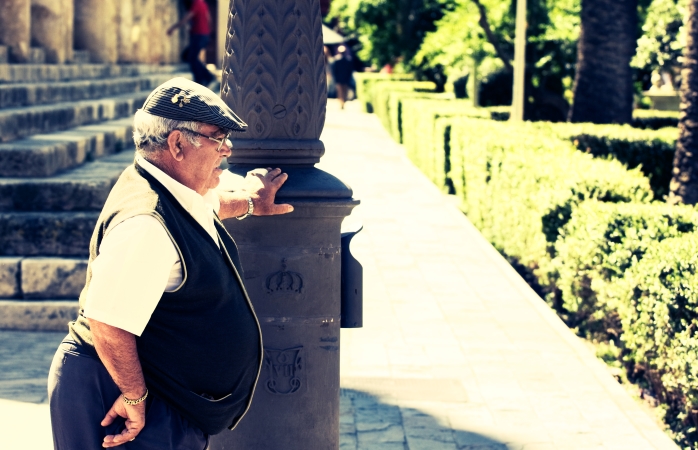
[{"xmin": 210, "ymin": 171, "xmax": 358, "ymax": 450}]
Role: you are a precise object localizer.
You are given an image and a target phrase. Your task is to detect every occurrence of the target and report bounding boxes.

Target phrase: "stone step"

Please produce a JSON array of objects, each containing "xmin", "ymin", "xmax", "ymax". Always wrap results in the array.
[
  {"xmin": 0, "ymin": 257, "xmax": 86, "ymax": 300},
  {"xmin": 0, "ymin": 72, "xmax": 186, "ymax": 109},
  {"xmin": 0, "ymin": 63, "xmax": 188, "ymax": 84},
  {"xmin": 0, "ymin": 150, "xmax": 134, "ymax": 211},
  {"xmin": 0, "ymin": 300, "xmax": 77, "ymax": 331},
  {"xmin": 0, "ymin": 117, "xmax": 134, "ymax": 177},
  {"xmin": 0, "ymin": 91, "xmax": 147, "ymax": 144},
  {"xmin": 0, "ymin": 211, "xmax": 98, "ymax": 257},
  {"xmin": 70, "ymin": 50, "xmax": 90, "ymax": 65}
]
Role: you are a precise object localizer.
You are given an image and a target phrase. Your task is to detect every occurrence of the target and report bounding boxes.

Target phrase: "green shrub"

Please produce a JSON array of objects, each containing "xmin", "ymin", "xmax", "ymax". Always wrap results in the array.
[
  {"xmin": 369, "ymin": 82, "xmax": 439, "ymax": 141},
  {"xmin": 552, "ymin": 201, "xmax": 698, "ymax": 337},
  {"xmin": 448, "ymin": 119, "xmax": 653, "ymax": 292},
  {"xmin": 632, "ymin": 109, "xmax": 680, "ymax": 130},
  {"xmin": 609, "ymin": 232, "xmax": 698, "ymax": 447},
  {"xmin": 353, "ymin": 73, "xmax": 413, "ymax": 112},
  {"xmin": 545, "ymin": 123, "xmax": 677, "ymax": 199},
  {"xmin": 399, "ymin": 98, "xmax": 488, "ymax": 189}
]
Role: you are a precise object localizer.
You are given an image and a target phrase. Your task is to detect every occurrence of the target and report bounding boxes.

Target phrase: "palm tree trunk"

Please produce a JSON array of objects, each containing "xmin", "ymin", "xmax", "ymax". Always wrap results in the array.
[
  {"xmin": 569, "ymin": 0, "xmax": 637, "ymax": 124},
  {"xmin": 670, "ymin": 0, "xmax": 698, "ymax": 204}
]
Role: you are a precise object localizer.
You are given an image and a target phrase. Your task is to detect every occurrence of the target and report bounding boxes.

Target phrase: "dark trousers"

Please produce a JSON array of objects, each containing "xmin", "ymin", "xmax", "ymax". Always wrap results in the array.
[
  {"xmin": 48, "ymin": 337, "xmax": 208, "ymax": 450},
  {"xmin": 188, "ymin": 34, "xmax": 213, "ymax": 86}
]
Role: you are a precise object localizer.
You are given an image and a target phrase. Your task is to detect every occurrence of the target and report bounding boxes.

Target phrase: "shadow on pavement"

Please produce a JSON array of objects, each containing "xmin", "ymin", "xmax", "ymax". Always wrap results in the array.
[{"xmin": 340, "ymin": 388, "xmax": 508, "ymax": 450}]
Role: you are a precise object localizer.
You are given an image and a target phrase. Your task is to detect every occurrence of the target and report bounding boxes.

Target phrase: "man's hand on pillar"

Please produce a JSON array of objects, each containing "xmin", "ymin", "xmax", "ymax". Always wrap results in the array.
[{"xmin": 217, "ymin": 168, "xmax": 293, "ymax": 219}]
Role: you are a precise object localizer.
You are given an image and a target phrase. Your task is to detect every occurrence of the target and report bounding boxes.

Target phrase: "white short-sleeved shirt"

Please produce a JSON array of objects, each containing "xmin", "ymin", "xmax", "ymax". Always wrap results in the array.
[{"xmin": 82, "ymin": 155, "xmax": 221, "ymax": 336}]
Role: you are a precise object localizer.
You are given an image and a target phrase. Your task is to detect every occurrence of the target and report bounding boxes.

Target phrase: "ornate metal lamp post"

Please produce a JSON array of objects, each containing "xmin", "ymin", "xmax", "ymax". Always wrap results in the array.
[{"xmin": 209, "ymin": 1, "xmax": 360, "ymax": 449}]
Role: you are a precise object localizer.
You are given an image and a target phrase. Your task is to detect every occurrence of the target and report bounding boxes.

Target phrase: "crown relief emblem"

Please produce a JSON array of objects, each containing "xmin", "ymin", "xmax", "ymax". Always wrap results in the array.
[
  {"xmin": 171, "ymin": 90, "xmax": 192, "ymax": 108},
  {"xmin": 265, "ymin": 258, "xmax": 303, "ymax": 294}
]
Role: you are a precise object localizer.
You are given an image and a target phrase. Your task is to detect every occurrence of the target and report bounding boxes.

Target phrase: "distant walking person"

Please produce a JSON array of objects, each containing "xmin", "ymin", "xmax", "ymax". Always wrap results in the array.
[
  {"xmin": 167, "ymin": 0, "xmax": 215, "ymax": 87},
  {"xmin": 331, "ymin": 45, "xmax": 354, "ymax": 109}
]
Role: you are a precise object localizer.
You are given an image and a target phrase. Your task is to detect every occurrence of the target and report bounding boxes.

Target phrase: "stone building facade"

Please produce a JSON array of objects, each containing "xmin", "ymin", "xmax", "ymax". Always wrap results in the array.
[{"xmin": 0, "ymin": 0, "xmax": 191, "ymax": 64}]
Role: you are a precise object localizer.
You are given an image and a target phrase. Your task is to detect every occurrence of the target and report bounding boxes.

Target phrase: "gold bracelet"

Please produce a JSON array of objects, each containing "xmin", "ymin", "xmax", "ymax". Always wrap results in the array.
[{"xmin": 123, "ymin": 389, "xmax": 148, "ymax": 406}]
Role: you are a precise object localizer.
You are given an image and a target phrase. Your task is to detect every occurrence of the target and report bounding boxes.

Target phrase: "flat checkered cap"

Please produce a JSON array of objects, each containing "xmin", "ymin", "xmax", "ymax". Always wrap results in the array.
[{"xmin": 141, "ymin": 77, "xmax": 247, "ymax": 132}]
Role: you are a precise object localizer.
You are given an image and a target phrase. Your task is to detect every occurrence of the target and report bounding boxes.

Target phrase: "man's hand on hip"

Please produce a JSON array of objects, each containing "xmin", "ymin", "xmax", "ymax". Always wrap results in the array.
[{"xmin": 101, "ymin": 398, "xmax": 146, "ymax": 447}]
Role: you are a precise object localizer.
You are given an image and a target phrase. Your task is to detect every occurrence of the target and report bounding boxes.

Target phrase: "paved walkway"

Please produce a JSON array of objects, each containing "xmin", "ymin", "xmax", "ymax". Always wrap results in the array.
[{"xmin": 0, "ymin": 100, "xmax": 679, "ymax": 449}]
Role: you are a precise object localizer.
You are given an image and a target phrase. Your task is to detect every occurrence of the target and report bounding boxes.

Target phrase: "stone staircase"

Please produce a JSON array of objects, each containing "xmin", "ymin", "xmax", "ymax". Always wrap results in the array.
[{"xmin": 0, "ymin": 62, "xmax": 191, "ymax": 331}]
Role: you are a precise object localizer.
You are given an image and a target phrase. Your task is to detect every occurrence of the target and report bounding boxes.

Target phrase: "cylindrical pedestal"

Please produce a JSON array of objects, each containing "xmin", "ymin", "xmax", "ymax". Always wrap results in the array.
[
  {"xmin": 0, "ymin": 0, "xmax": 31, "ymax": 62},
  {"xmin": 74, "ymin": 0, "xmax": 118, "ymax": 63},
  {"xmin": 209, "ymin": 172, "xmax": 357, "ymax": 450},
  {"xmin": 30, "ymin": 0, "xmax": 73, "ymax": 63}
]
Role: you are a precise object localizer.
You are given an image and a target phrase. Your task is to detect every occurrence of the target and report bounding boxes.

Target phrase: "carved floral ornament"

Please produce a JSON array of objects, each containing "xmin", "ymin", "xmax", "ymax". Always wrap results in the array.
[{"xmin": 221, "ymin": 0, "xmax": 327, "ymax": 140}]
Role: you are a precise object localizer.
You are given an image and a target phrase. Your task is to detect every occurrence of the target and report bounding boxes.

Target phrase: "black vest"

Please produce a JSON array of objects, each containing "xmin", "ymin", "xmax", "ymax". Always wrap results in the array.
[{"xmin": 70, "ymin": 163, "xmax": 263, "ymax": 435}]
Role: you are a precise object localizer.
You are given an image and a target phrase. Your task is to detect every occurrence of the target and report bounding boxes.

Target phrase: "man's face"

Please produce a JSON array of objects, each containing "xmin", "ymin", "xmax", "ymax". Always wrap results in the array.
[{"xmin": 183, "ymin": 124, "xmax": 232, "ymax": 192}]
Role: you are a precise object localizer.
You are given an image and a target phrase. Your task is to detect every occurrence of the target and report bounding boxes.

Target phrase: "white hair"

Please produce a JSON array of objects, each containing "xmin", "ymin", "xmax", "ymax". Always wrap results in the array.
[{"xmin": 132, "ymin": 109, "xmax": 203, "ymax": 155}]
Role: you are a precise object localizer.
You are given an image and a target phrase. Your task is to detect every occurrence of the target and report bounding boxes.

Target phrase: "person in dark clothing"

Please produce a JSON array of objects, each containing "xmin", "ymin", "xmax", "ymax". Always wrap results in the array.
[
  {"xmin": 330, "ymin": 45, "xmax": 354, "ymax": 109},
  {"xmin": 48, "ymin": 78, "xmax": 293, "ymax": 449},
  {"xmin": 167, "ymin": 0, "xmax": 215, "ymax": 87}
]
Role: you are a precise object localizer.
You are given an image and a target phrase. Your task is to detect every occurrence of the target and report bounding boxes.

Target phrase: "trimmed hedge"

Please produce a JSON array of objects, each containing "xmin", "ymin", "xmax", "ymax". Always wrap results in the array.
[
  {"xmin": 632, "ymin": 109, "xmax": 680, "ymax": 130},
  {"xmin": 353, "ymin": 73, "xmax": 413, "ymax": 113},
  {"xmin": 552, "ymin": 201, "xmax": 698, "ymax": 336},
  {"xmin": 546, "ymin": 123, "xmax": 678, "ymax": 199},
  {"xmin": 399, "ymin": 98, "xmax": 488, "ymax": 189},
  {"xmin": 609, "ymin": 232, "xmax": 698, "ymax": 446},
  {"xmin": 369, "ymin": 81, "xmax": 439, "ymax": 142},
  {"xmin": 448, "ymin": 119, "xmax": 653, "ymax": 289}
]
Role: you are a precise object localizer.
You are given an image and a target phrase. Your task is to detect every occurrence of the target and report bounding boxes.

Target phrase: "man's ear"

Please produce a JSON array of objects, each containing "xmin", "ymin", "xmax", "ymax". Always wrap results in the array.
[{"xmin": 166, "ymin": 131, "xmax": 185, "ymax": 162}]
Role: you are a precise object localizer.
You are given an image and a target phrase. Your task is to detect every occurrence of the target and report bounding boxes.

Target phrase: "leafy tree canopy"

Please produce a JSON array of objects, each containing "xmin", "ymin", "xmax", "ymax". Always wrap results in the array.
[
  {"xmin": 328, "ymin": 0, "xmax": 455, "ymax": 71},
  {"xmin": 415, "ymin": 0, "xmax": 579, "ymax": 99},
  {"xmin": 632, "ymin": 0, "xmax": 688, "ymax": 82}
]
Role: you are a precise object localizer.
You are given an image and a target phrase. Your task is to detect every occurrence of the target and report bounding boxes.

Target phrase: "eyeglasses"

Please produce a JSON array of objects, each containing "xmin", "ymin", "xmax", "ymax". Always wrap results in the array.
[{"xmin": 176, "ymin": 128, "xmax": 232, "ymax": 152}]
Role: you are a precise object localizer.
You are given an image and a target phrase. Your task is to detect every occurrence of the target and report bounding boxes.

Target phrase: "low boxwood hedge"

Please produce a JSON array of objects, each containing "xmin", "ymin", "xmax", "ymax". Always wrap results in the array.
[
  {"xmin": 608, "ymin": 232, "xmax": 698, "ymax": 447},
  {"xmin": 632, "ymin": 109, "xmax": 680, "ymax": 130},
  {"xmin": 552, "ymin": 201, "xmax": 698, "ymax": 337},
  {"xmin": 369, "ymin": 82, "xmax": 439, "ymax": 142},
  {"xmin": 448, "ymin": 119, "xmax": 653, "ymax": 291},
  {"xmin": 546, "ymin": 124, "xmax": 678, "ymax": 199},
  {"xmin": 353, "ymin": 73, "xmax": 413, "ymax": 113},
  {"xmin": 399, "ymin": 98, "xmax": 488, "ymax": 189}
]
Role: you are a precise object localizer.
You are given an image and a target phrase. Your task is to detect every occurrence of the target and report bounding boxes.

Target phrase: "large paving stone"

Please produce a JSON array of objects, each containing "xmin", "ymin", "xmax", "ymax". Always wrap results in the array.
[
  {"xmin": 0, "ymin": 73, "xmax": 186, "ymax": 109},
  {"xmin": 0, "ymin": 91, "xmax": 147, "ymax": 143},
  {"xmin": 0, "ymin": 300, "xmax": 77, "ymax": 331},
  {"xmin": 21, "ymin": 257, "xmax": 87, "ymax": 299},
  {"xmin": 0, "ymin": 117, "xmax": 133, "ymax": 177},
  {"xmin": 0, "ymin": 211, "xmax": 98, "ymax": 256},
  {"xmin": 0, "ymin": 257, "xmax": 21, "ymax": 298},
  {"xmin": 0, "ymin": 151, "xmax": 133, "ymax": 211}
]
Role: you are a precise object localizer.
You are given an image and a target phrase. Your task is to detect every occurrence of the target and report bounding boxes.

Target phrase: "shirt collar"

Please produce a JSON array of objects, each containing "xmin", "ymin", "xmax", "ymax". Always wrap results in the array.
[{"xmin": 135, "ymin": 154, "xmax": 220, "ymax": 214}]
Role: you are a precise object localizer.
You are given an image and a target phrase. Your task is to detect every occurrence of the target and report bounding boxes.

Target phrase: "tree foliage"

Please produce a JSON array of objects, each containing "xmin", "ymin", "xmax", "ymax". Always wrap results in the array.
[
  {"xmin": 328, "ymin": 0, "xmax": 455, "ymax": 70},
  {"xmin": 416, "ymin": 1, "xmax": 578, "ymax": 79},
  {"xmin": 632, "ymin": 0, "xmax": 688, "ymax": 86}
]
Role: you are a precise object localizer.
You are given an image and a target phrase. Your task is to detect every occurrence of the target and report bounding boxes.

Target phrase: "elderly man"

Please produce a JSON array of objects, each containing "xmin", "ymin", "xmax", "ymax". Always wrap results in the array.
[{"xmin": 47, "ymin": 78, "xmax": 291, "ymax": 449}]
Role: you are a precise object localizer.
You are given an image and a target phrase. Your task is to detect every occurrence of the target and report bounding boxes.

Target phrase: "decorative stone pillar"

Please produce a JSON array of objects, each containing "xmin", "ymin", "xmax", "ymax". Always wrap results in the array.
[
  {"xmin": 116, "ymin": 0, "xmax": 133, "ymax": 63},
  {"xmin": 209, "ymin": 1, "xmax": 359, "ymax": 449},
  {"xmin": 74, "ymin": 0, "xmax": 118, "ymax": 63},
  {"xmin": 30, "ymin": 0, "xmax": 73, "ymax": 63},
  {"xmin": 0, "ymin": 0, "xmax": 31, "ymax": 62}
]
